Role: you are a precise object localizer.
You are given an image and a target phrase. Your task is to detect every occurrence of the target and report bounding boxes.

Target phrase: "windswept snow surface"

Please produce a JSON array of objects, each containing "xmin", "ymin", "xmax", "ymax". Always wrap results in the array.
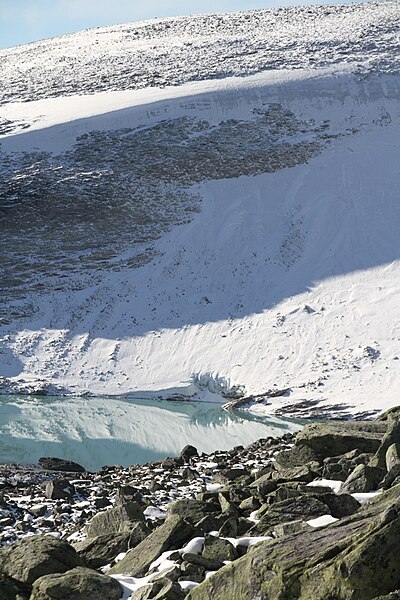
[{"xmin": 1, "ymin": 2, "xmax": 400, "ymax": 419}]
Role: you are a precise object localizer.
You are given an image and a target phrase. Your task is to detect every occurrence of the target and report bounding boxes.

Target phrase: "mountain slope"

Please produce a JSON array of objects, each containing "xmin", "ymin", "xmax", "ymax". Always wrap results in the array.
[{"xmin": 0, "ymin": 2, "xmax": 399, "ymax": 418}]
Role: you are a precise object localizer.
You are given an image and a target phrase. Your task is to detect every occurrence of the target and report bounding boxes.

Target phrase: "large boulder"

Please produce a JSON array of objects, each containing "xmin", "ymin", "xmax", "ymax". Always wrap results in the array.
[
  {"xmin": 275, "ymin": 445, "xmax": 322, "ymax": 469},
  {"xmin": 250, "ymin": 495, "xmax": 329, "ymax": 535},
  {"xmin": 186, "ymin": 484, "xmax": 400, "ymax": 600},
  {"xmin": 108, "ymin": 515, "xmax": 195, "ymax": 577},
  {"xmin": 340, "ymin": 464, "xmax": 384, "ymax": 494},
  {"xmin": 44, "ymin": 479, "xmax": 75, "ymax": 500},
  {"xmin": 131, "ymin": 578, "xmax": 186, "ymax": 599},
  {"xmin": 370, "ymin": 420, "xmax": 400, "ymax": 469},
  {"xmin": 38, "ymin": 457, "xmax": 86, "ymax": 473},
  {"xmin": 30, "ymin": 567, "xmax": 122, "ymax": 600},
  {"xmin": 74, "ymin": 532, "xmax": 130, "ymax": 568},
  {"xmin": 167, "ymin": 499, "xmax": 218, "ymax": 526},
  {"xmin": 296, "ymin": 421, "xmax": 386, "ymax": 458},
  {"xmin": 0, "ymin": 535, "xmax": 84, "ymax": 585},
  {"xmin": 85, "ymin": 501, "xmax": 144, "ymax": 537}
]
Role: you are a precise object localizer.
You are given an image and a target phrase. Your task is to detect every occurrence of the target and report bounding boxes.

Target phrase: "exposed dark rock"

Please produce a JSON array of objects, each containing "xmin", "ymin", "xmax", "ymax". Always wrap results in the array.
[
  {"xmin": 38, "ymin": 458, "xmax": 86, "ymax": 473},
  {"xmin": 202, "ymin": 535, "xmax": 238, "ymax": 562},
  {"xmin": 44, "ymin": 479, "xmax": 75, "ymax": 500},
  {"xmin": 131, "ymin": 578, "xmax": 186, "ymax": 599},
  {"xmin": 179, "ymin": 446, "xmax": 198, "ymax": 461},
  {"xmin": 182, "ymin": 552, "xmax": 225, "ymax": 571},
  {"xmin": 275, "ymin": 445, "xmax": 322, "ymax": 469},
  {"xmin": 167, "ymin": 499, "xmax": 218, "ymax": 526}
]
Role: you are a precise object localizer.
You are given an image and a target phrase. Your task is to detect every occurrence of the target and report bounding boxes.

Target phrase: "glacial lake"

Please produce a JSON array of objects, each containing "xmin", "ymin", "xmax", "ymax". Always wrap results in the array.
[{"xmin": 0, "ymin": 395, "xmax": 302, "ymax": 471}]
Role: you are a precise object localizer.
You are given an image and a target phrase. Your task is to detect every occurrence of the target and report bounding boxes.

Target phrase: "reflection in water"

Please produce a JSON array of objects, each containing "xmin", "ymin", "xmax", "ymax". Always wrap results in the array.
[{"xmin": 0, "ymin": 395, "xmax": 302, "ymax": 471}]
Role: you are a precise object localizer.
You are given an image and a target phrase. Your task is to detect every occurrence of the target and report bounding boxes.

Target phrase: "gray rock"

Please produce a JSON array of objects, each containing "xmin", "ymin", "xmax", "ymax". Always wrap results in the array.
[
  {"xmin": 340, "ymin": 464, "xmax": 385, "ymax": 494},
  {"xmin": 30, "ymin": 567, "xmax": 122, "ymax": 600},
  {"xmin": 108, "ymin": 516, "xmax": 195, "ymax": 577},
  {"xmin": 0, "ymin": 535, "xmax": 84, "ymax": 585},
  {"xmin": 131, "ymin": 579, "xmax": 186, "ymax": 600},
  {"xmin": 167, "ymin": 499, "xmax": 217, "ymax": 526},
  {"xmin": 38, "ymin": 457, "xmax": 86, "ymax": 473},
  {"xmin": 179, "ymin": 445, "xmax": 198, "ymax": 461},
  {"xmin": 213, "ymin": 468, "xmax": 249, "ymax": 484},
  {"xmin": 182, "ymin": 552, "xmax": 224, "ymax": 571},
  {"xmin": 371, "ymin": 419, "xmax": 400, "ymax": 468},
  {"xmin": 86, "ymin": 501, "xmax": 144, "ymax": 537},
  {"xmin": 275, "ymin": 445, "xmax": 322, "ymax": 469},
  {"xmin": 44, "ymin": 479, "xmax": 75, "ymax": 500},
  {"xmin": 319, "ymin": 493, "xmax": 361, "ymax": 518},
  {"xmin": 74, "ymin": 532, "xmax": 130, "ymax": 568},
  {"xmin": 296, "ymin": 421, "xmax": 386, "ymax": 458},
  {"xmin": 251, "ymin": 495, "xmax": 329, "ymax": 535},
  {"xmin": 202, "ymin": 536, "xmax": 238, "ymax": 561}
]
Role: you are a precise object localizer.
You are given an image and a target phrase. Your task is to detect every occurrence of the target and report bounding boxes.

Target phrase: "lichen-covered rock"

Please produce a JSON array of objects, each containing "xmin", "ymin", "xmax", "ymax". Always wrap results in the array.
[
  {"xmin": 85, "ymin": 501, "xmax": 144, "ymax": 537},
  {"xmin": 44, "ymin": 479, "xmax": 75, "ymax": 500},
  {"xmin": 319, "ymin": 492, "xmax": 361, "ymax": 518},
  {"xmin": 29, "ymin": 567, "xmax": 122, "ymax": 600},
  {"xmin": 296, "ymin": 421, "xmax": 386, "ymax": 458},
  {"xmin": 275, "ymin": 446, "xmax": 322, "ymax": 469},
  {"xmin": 38, "ymin": 457, "xmax": 86, "ymax": 473},
  {"xmin": 167, "ymin": 499, "xmax": 218, "ymax": 525},
  {"xmin": 74, "ymin": 532, "xmax": 130, "ymax": 568},
  {"xmin": 370, "ymin": 420, "xmax": 400, "ymax": 469},
  {"xmin": 340, "ymin": 464, "xmax": 384, "ymax": 494},
  {"xmin": 0, "ymin": 535, "xmax": 84, "ymax": 585},
  {"xmin": 186, "ymin": 484, "xmax": 400, "ymax": 600},
  {"xmin": 202, "ymin": 536, "xmax": 238, "ymax": 562},
  {"xmin": 108, "ymin": 516, "xmax": 195, "ymax": 577},
  {"xmin": 251, "ymin": 495, "xmax": 329, "ymax": 535},
  {"xmin": 131, "ymin": 578, "xmax": 186, "ymax": 600}
]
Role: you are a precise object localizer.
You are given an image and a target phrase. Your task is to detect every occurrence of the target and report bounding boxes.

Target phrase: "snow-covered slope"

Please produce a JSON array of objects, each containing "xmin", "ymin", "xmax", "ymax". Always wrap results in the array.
[{"xmin": 1, "ymin": 2, "xmax": 399, "ymax": 418}]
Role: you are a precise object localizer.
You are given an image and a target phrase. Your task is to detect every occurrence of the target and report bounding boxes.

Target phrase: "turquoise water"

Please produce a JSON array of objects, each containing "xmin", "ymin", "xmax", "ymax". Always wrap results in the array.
[{"xmin": 0, "ymin": 395, "xmax": 302, "ymax": 471}]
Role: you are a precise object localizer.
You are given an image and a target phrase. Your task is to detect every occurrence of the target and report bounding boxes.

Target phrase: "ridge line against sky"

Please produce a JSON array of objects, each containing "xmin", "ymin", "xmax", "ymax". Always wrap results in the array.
[{"xmin": 1, "ymin": 0, "xmax": 358, "ymax": 49}]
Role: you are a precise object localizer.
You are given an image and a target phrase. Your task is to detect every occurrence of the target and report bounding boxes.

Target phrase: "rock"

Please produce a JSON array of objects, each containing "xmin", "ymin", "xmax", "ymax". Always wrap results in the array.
[
  {"xmin": 218, "ymin": 517, "xmax": 238, "ymax": 537},
  {"xmin": 115, "ymin": 485, "xmax": 142, "ymax": 506},
  {"xmin": 38, "ymin": 457, "xmax": 86, "ymax": 473},
  {"xmin": 74, "ymin": 532, "xmax": 130, "ymax": 568},
  {"xmin": 273, "ymin": 465, "xmax": 317, "ymax": 484},
  {"xmin": 181, "ymin": 467, "xmax": 200, "ymax": 481},
  {"xmin": 0, "ymin": 535, "xmax": 84, "ymax": 585},
  {"xmin": 44, "ymin": 479, "xmax": 75, "ymax": 500},
  {"xmin": 129, "ymin": 521, "xmax": 151, "ymax": 548},
  {"xmin": 218, "ymin": 493, "xmax": 238, "ymax": 517},
  {"xmin": 202, "ymin": 536, "xmax": 238, "ymax": 561},
  {"xmin": 162, "ymin": 457, "xmax": 184, "ymax": 469},
  {"xmin": 182, "ymin": 552, "xmax": 225, "ymax": 571},
  {"xmin": 296, "ymin": 421, "xmax": 386, "ymax": 458},
  {"xmin": 275, "ymin": 445, "xmax": 322, "ymax": 469},
  {"xmin": 249, "ymin": 473, "xmax": 278, "ymax": 496},
  {"xmin": 85, "ymin": 501, "xmax": 144, "ymax": 536},
  {"xmin": 250, "ymin": 496, "xmax": 329, "ymax": 535},
  {"xmin": 108, "ymin": 516, "xmax": 195, "ymax": 577},
  {"xmin": 370, "ymin": 420, "xmax": 400, "ymax": 468},
  {"xmin": 30, "ymin": 567, "xmax": 122, "ymax": 600},
  {"xmin": 274, "ymin": 520, "xmax": 307, "ymax": 537},
  {"xmin": 0, "ymin": 573, "xmax": 23, "ymax": 600},
  {"xmin": 167, "ymin": 499, "xmax": 218, "ymax": 526},
  {"xmin": 179, "ymin": 561, "xmax": 205, "ymax": 582},
  {"xmin": 213, "ymin": 468, "xmax": 249, "ymax": 484},
  {"xmin": 340, "ymin": 464, "xmax": 385, "ymax": 494},
  {"xmin": 319, "ymin": 493, "xmax": 361, "ymax": 518},
  {"xmin": 386, "ymin": 443, "xmax": 400, "ymax": 472},
  {"xmin": 131, "ymin": 579, "xmax": 186, "ymax": 600},
  {"xmin": 179, "ymin": 445, "xmax": 198, "ymax": 461},
  {"xmin": 186, "ymin": 483, "xmax": 400, "ymax": 600}
]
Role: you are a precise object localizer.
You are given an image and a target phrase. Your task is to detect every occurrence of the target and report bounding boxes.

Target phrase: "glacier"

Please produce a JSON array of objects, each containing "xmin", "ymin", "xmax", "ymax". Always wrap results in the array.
[{"xmin": 0, "ymin": 1, "xmax": 400, "ymax": 419}]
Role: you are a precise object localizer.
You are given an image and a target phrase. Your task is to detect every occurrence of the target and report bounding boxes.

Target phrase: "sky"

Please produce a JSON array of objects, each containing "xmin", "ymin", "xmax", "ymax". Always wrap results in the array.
[{"xmin": 1, "ymin": 0, "xmax": 357, "ymax": 49}]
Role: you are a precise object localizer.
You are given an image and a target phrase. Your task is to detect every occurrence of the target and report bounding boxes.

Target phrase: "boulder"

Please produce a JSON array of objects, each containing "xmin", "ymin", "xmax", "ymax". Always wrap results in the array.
[
  {"xmin": 108, "ymin": 516, "xmax": 195, "ymax": 577},
  {"xmin": 167, "ymin": 499, "xmax": 218, "ymax": 526},
  {"xmin": 30, "ymin": 567, "xmax": 122, "ymax": 600},
  {"xmin": 319, "ymin": 493, "xmax": 361, "ymax": 518},
  {"xmin": 179, "ymin": 445, "xmax": 198, "ymax": 461},
  {"xmin": 0, "ymin": 573, "xmax": 23, "ymax": 600},
  {"xmin": 38, "ymin": 457, "xmax": 86, "ymax": 473},
  {"xmin": 0, "ymin": 535, "xmax": 84, "ymax": 585},
  {"xmin": 370, "ymin": 419, "xmax": 400, "ymax": 469},
  {"xmin": 186, "ymin": 483, "xmax": 400, "ymax": 600},
  {"xmin": 296, "ymin": 421, "xmax": 386, "ymax": 458},
  {"xmin": 182, "ymin": 552, "xmax": 225, "ymax": 571},
  {"xmin": 251, "ymin": 495, "xmax": 329, "ymax": 536},
  {"xmin": 85, "ymin": 501, "xmax": 144, "ymax": 537},
  {"xmin": 340, "ymin": 464, "xmax": 384, "ymax": 494},
  {"xmin": 275, "ymin": 445, "xmax": 322, "ymax": 469},
  {"xmin": 44, "ymin": 479, "xmax": 75, "ymax": 500},
  {"xmin": 74, "ymin": 532, "xmax": 130, "ymax": 568},
  {"xmin": 202, "ymin": 536, "xmax": 238, "ymax": 562},
  {"xmin": 131, "ymin": 579, "xmax": 186, "ymax": 600},
  {"xmin": 213, "ymin": 469, "xmax": 249, "ymax": 484}
]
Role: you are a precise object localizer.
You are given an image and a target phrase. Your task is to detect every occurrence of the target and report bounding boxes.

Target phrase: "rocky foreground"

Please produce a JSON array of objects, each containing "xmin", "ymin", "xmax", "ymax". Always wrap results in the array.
[{"xmin": 2, "ymin": 409, "xmax": 400, "ymax": 598}]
